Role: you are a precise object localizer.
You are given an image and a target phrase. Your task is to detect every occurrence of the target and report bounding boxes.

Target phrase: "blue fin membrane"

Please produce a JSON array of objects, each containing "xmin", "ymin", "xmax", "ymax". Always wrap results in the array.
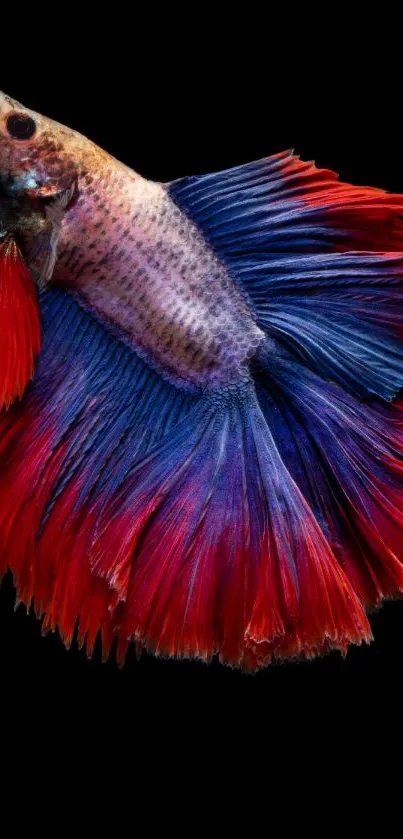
[{"xmin": 253, "ymin": 349, "xmax": 403, "ymax": 606}]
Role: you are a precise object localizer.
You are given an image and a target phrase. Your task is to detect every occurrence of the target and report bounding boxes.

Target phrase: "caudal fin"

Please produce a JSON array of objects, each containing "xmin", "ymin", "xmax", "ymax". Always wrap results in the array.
[{"xmin": 86, "ymin": 386, "xmax": 370, "ymax": 669}]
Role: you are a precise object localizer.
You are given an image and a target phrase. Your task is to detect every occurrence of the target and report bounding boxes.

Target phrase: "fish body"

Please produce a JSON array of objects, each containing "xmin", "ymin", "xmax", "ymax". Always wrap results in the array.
[
  {"xmin": 1, "ymin": 91, "xmax": 403, "ymax": 669},
  {"xmin": 57, "ymin": 175, "xmax": 265, "ymax": 388}
]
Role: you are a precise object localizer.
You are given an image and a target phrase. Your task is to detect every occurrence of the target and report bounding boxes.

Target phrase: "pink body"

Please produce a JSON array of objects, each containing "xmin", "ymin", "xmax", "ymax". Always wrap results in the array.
[{"xmin": 56, "ymin": 166, "xmax": 264, "ymax": 388}]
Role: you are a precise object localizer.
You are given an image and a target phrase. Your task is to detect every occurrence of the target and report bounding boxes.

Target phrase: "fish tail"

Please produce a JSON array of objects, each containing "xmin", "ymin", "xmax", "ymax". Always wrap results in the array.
[{"xmin": 84, "ymin": 382, "xmax": 371, "ymax": 669}]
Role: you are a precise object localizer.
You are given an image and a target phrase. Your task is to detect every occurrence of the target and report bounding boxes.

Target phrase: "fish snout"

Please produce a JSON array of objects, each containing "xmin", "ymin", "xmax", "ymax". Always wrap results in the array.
[{"xmin": 0, "ymin": 91, "xmax": 19, "ymax": 116}]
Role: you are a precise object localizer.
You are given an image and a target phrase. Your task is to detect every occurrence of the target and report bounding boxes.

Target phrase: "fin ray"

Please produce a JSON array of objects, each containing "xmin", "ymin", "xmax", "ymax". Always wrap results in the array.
[{"xmin": 254, "ymin": 352, "xmax": 403, "ymax": 607}]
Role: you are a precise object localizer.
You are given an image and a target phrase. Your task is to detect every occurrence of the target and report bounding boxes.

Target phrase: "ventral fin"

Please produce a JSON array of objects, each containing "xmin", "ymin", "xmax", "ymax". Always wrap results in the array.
[{"xmin": 0, "ymin": 237, "xmax": 41, "ymax": 410}]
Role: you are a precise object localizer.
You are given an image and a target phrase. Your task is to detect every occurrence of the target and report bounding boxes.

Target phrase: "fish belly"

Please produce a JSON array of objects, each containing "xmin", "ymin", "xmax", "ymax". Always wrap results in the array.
[{"xmin": 58, "ymin": 177, "xmax": 265, "ymax": 389}]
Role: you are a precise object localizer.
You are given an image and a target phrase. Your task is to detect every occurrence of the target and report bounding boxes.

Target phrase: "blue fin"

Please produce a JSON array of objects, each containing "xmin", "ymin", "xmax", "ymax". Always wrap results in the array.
[
  {"xmin": 253, "ymin": 349, "xmax": 403, "ymax": 606},
  {"xmin": 18, "ymin": 289, "xmax": 198, "ymax": 519},
  {"xmin": 0, "ymin": 288, "xmax": 198, "ymax": 654},
  {"xmin": 250, "ymin": 253, "xmax": 403, "ymax": 400},
  {"xmin": 168, "ymin": 152, "xmax": 403, "ymax": 400}
]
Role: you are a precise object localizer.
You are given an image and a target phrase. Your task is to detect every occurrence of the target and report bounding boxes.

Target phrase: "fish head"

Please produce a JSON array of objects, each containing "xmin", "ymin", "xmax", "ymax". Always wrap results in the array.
[
  {"xmin": 0, "ymin": 91, "xmax": 82, "ymax": 199},
  {"xmin": 0, "ymin": 92, "xmax": 112, "ymax": 406},
  {"xmin": 0, "ymin": 91, "xmax": 109, "ymax": 282}
]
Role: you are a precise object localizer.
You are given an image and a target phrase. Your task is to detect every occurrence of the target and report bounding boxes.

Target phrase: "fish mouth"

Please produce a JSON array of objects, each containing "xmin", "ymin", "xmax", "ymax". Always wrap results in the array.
[
  {"xmin": 0, "ymin": 178, "xmax": 78, "ymax": 286},
  {"xmin": 0, "ymin": 172, "xmax": 77, "ymax": 210}
]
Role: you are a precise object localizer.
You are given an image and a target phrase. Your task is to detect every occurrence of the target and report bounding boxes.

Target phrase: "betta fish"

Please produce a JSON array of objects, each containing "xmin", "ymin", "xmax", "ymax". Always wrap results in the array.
[{"xmin": 1, "ymin": 90, "xmax": 403, "ymax": 671}]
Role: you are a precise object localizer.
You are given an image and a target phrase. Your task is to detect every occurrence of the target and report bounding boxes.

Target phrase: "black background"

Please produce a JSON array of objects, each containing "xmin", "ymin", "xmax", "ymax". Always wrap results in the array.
[{"xmin": 1, "ymin": 34, "xmax": 403, "ymax": 744}]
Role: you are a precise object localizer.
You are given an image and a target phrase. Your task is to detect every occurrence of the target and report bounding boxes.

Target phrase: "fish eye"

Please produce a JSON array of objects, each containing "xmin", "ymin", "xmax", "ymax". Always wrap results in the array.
[{"xmin": 6, "ymin": 112, "xmax": 37, "ymax": 141}]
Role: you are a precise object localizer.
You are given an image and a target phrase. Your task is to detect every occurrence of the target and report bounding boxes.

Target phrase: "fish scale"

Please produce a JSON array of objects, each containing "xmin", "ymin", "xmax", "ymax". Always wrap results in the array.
[{"xmin": 56, "ymin": 169, "xmax": 265, "ymax": 388}]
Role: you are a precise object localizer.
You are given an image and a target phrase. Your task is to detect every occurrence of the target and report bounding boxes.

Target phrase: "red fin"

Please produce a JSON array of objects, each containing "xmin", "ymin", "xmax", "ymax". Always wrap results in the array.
[
  {"xmin": 0, "ymin": 238, "xmax": 41, "ymax": 410},
  {"xmin": 88, "ymin": 397, "xmax": 371, "ymax": 670}
]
